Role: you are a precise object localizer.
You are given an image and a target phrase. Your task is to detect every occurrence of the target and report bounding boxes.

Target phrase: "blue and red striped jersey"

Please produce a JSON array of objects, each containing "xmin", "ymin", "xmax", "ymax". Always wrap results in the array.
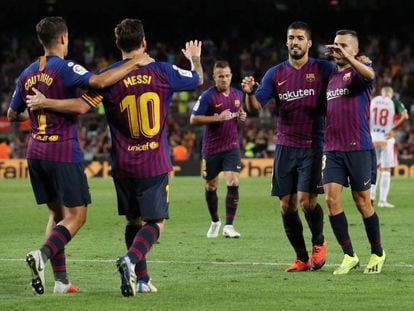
[
  {"xmin": 191, "ymin": 86, "xmax": 243, "ymax": 156},
  {"xmin": 255, "ymin": 58, "xmax": 335, "ymax": 149},
  {"xmin": 324, "ymin": 67, "xmax": 374, "ymax": 151},
  {"xmin": 82, "ymin": 61, "xmax": 199, "ymax": 178},
  {"xmin": 10, "ymin": 56, "xmax": 92, "ymax": 163}
]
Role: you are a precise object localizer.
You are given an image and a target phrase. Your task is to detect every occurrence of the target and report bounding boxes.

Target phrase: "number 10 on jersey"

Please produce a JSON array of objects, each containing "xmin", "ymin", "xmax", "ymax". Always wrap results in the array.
[{"xmin": 120, "ymin": 92, "xmax": 161, "ymax": 139}]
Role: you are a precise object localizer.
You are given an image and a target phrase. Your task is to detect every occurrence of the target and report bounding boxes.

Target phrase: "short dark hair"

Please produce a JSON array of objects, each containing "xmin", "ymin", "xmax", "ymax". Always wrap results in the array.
[
  {"xmin": 36, "ymin": 17, "xmax": 68, "ymax": 48},
  {"xmin": 114, "ymin": 18, "xmax": 145, "ymax": 52},
  {"xmin": 287, "ymin": 21, "xmax": 311, "ymax": 40},
  {"xmin": 213, "ymin": 60, "xmax": 230, "ymax": 70},
  {"xmin": 335, "ymin": 29, "xmax": 359, "ymax": 45}
]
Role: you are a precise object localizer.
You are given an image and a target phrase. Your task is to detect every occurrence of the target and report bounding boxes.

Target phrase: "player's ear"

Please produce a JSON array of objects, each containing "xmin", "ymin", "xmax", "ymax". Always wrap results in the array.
[
  {"xmin": 308, "ymin": 39, "xmax": 312, "ymax": 49},
  {"xmin": 141, "ymin": 38, "xmax": 147, "ymax": 50}
]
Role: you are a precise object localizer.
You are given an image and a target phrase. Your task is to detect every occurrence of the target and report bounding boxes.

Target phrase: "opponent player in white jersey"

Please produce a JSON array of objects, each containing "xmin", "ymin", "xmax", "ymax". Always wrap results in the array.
[{"xmin": 370, "ymin": 86, "xmax": 408, "ymax": 208}]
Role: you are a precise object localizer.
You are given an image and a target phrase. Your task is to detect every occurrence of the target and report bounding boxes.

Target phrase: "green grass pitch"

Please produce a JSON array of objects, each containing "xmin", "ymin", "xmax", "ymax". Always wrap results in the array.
[{"xmin": 0, "ymin": 177, "xmax": 413, "ymax": 310}]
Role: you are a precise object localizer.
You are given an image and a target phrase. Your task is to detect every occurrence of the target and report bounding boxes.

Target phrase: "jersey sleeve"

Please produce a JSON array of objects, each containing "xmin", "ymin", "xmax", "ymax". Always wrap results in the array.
[
  {"xmin": 191, "ymin": 92, "xmax": 210, "ymax": 116},
  {"xmin": 9, "ymin": 77, "xmax": 26, "ymax": 113},
  {"xmin": 393, "ymin": 98, "xmax": 407, "ymax": 114},
  {"xmin": 255, "ymin": 68, "xmax": 276, "ymax": 107},
  {"xmin": 81, "ymin": 90, "xmax": 103, "ymax": 109},
  {"xmin": 61, "ymin": 60, "xmax": 94, "ymax": 89},
  {"xmin": 164, "ymin": 63, "xmax": 199, "ymax": 92}
]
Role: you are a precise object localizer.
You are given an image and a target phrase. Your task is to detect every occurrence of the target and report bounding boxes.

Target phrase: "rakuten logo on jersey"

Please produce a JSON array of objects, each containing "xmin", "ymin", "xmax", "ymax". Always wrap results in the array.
[
  {"xmin": 278, "ymin": 89, "xmax": 315, "ymax": 102},
  {"xmin": 327, "ymin": 88, "xmax": 349, "ymax": 101}
]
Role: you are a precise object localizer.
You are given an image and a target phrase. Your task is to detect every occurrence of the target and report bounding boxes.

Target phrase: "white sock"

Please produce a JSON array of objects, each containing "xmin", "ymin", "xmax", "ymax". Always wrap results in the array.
[
  {"xmin": 371, "ymin": 184, "xmax": 377, "ymax": 200},
  {"xmin": 379, "ymin": 171, "xmax": 391, "ymax": 202},
  {"xmin": 371, "ymin": 169, "xmax": 381, "ymax": 200}
]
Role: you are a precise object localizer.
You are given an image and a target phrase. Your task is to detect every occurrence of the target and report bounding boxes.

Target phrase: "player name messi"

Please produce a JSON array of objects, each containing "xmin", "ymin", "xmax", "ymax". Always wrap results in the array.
[
  {"xmin": 278, "ymin": 89, "xmax": 315, "ymax": 102},
  {"xmin": 327, "ymin": 88, "xmax": 350, "ymax": 101},
  {"xmin": 123, "ymin": 74, "xmax": 152, "ymax": 87}
]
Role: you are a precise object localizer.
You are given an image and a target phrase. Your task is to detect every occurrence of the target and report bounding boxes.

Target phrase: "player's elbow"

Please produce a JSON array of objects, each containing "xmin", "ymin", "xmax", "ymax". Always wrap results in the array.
[
  {"xmin": 88, "ymin": 75, "xmax": 107, "ymax": 89},
  {"xmin": 190, "ymin": 115, "xmax": 197, "ymax": 125},
  {"xmin": 7, "ymin": 108, "xmax": 18, "ymax": 122}
]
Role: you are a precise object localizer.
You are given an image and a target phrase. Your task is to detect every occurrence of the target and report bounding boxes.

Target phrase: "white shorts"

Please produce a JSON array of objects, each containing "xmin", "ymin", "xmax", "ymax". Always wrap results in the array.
[{"xmin": 374, "ymin": 138, "xmax": 396, "ymax": 168}]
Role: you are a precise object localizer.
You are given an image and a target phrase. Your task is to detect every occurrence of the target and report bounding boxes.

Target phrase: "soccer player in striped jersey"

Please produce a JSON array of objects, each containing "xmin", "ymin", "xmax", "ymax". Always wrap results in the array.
[
  {"xmin": 190, "ymin": 60, "xmax": 246, "ymax": 239},
  {"xmin": 7, "ymin": 17, "xmax": 150, "ymax": 295},
  {"xmin": 242, "ymin": 21, "xmax": 334, "ymax": 272},
  {"xmin": 26, "ymin": 18, "xmax": 203, "ymax": 296},
  {"xmin": 324, "ymin": 29, "xmax": 386, "ymax": 274},
  {"xmin": 370, "ymin": 87, "xmax": 408, "ymax": 208}
]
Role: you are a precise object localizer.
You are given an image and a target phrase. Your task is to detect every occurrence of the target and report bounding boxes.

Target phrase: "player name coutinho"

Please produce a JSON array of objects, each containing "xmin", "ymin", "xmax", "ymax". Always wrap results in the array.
[
  {"xmin": 278, "ymin": 89, "xmax": 315, "ymax": 101},
  {"xmin": 123, "ymin": 74, "xmax": 152, "ymax": 87},
  {"xmin": 24, "ymin": 73, "xmax": 53, "ymax": 91},
  {"xmin": 327, "ymin": 88, "xmax": 350, "ymax": 101}
]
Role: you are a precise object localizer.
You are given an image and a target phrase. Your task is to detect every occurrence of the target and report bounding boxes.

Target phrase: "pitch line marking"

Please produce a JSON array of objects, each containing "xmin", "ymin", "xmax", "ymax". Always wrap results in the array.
[{"xmin": 0, "ymin": 258, "xmax": 413, "ymax": 268}]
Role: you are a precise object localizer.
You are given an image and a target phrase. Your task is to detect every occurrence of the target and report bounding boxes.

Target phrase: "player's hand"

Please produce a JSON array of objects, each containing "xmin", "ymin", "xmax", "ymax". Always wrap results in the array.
[
  {"xmin": 182, "ymin": 40, "xmax": 202, "ymax": 59},
  {"xmin": 357, "ymin": 55, "xmax": 372, "ymax": 65},
  {"xmin": 241, "ymin": 76, "xmax": 256, "ymax": 93},
  {"xmin": 238, "ymin": 107, "xmax": 247, "ymax": 122},
  {"xmin": 386, "ymin": 131, "xmax": 395, "ymax": 139},
  {"xmin": 325, "ymin": 44, "xmax": 352, "ymax": 61},
  {"xmin": 215, "ymin": 109, "xmax": 232, "ymax": 122},
  {"xmin": 26, "ymin": 87, "xmax": 46, "ymax": 111},
  {"xmin": 133, "ymin": 52, "xmax": 155, "ymax": 66}
]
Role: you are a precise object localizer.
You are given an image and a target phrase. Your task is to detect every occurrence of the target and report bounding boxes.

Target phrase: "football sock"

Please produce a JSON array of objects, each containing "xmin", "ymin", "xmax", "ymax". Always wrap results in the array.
[
  {"xmin": 51, "ymin": 248, "xmax": 68, "ymax": 284},
  {"xmin": 304, "ymin": 203, "xmax": 325, "ymax": 245},
  {"xmin": 127, "ymin": 223, "xmax": 160, "ymax": 265},
  {"xmin": 135, "ymin": 258, "xmax": 149, "ymax": 282},
  {"xmin": 363, "ymin": 213, "xmax": 383, "ymax": 256},
  {"xmin": 329, "ymin": 212, "xmax": 354, "ymax": 256},
  {"xmin": 379, "ymin": 171, "xmax": 391, "ymax": 202},
  {"xmin": 225, "ymin": 186, "xmax": 239, "ymax": 225},
  {"xmin": 205, "ymin": 189, "xmax": 219, "ymax": 222},
  {"xmin": 125, "ymin": 223, "xmax": 148, "ymax": 280},
  {"xmin": 125, "ymin": 223, "xmax": 141, "ymax": 249},
  {"xmin": 282, "ymin": 210, "xmax": 309, "ymax": 262},
  {"xmin": 40, "ymin": 225, "xmax": 72, "ymax": 263}
]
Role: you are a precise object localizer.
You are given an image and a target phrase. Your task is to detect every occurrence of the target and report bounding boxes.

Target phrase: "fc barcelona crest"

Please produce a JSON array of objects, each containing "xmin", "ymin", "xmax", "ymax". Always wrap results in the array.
[
  {"xmin": 343, "ymin": 72, "xmax": 351, "ymax": 81},
  {"xmin": 306, "ymin": 73, "xmax": 315, "ymax": 82},
  {"xmin": 234, "ymin": 99, "xmax": 241, "ymax": 108}
]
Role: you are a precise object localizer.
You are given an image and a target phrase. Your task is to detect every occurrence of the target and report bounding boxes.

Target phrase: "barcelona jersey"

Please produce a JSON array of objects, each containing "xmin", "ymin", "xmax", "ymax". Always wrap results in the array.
[
  {"xmin": 10, "ymin": 56, "xmax": 92, "ymax": 163},
  {"xmin": 191, "ymin": 86, "xmax": 243, "ymax": 156},
  {"xmin": 255, "ymin": 58, "xmax": 335, "ymax": 149},
  {"xmin": 82, "ymin": 61, "xmax": 199, "ymax": 178}
]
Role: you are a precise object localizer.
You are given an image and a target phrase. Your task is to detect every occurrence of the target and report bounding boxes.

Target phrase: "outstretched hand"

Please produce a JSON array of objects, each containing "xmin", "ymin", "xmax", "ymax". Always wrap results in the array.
[
  {"xmin": 181, "ymin": 40, "xmax": 202, "ymax": 60},
  {"xmin": 26, "ymin": 87, "xmax": 46, "ymax": 111}
]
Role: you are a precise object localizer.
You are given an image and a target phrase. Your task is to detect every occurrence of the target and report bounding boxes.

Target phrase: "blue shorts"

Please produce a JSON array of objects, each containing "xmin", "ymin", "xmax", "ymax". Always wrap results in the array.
[
  {"xmin": 322, "ymin": 150, "xmax": 377, "ymax": 191},
  {"xmin": 271, "ymin": 145, "xmax": 323, "ymax": 197},
  {"xmin": 113, "ymin": 173, "xmax": 169, "ymax": 221},
  {"xmin": 28, "ymin": 159, "xmax": 91, "ymax": 207},
  {"xmin": 202, "ymin": 148, "xmax": 242, "ymax": 181}
]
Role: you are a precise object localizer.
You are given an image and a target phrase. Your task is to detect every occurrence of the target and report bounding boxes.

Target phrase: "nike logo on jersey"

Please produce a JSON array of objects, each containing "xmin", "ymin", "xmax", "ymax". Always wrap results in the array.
[
  {"xmin": 277, "ymin": 80, "xmax": 287, "ymax": 86},
  {"xmin": 215, "ymin": 103, "xmax": 223, "ymax": 108}
]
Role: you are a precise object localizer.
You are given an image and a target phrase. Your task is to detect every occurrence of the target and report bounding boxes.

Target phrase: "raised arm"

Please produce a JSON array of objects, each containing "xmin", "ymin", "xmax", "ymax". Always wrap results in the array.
[
  {"xmin": 241, "ymin": 76, "xmax": 262, "ymax": 112},
  {"xmin": 88, "ymin": 52, "xmax": 154, "ymax": 89},
  {"xmin": 26, "ymin": 87, "xmax": 91, "ymax": 114},
  {"xmin": 181, "ymin": 40, "xmax": 203, "ymax": 86},
  {"xmin": 326, "ymin": 44, "xmax": 375, "ymax": 81}
]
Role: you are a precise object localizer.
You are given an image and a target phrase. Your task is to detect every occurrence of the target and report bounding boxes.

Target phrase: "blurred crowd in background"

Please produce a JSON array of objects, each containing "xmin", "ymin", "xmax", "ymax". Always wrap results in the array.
[{"xmin": 1, "ymin": 1, "xmax": 414, "ymax": 162}]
